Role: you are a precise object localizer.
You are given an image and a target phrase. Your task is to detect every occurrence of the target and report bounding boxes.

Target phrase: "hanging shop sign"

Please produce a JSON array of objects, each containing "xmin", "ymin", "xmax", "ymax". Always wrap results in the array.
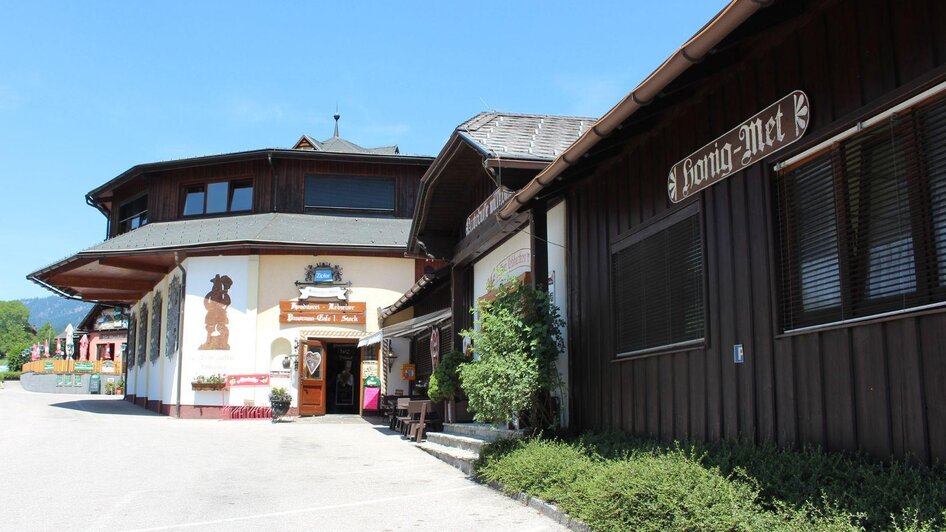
[
  {"xmin": 466, "ymin": 186, "xmax": 515, "ymax": 235},
  {"xmin": 401, "ymin": 364, "xmax": 416, "ymax": 381},
  {"xmin": 226, "ymin": 374, "xmax": 271, "ymax": 387},
  {"xmin": 279, "ymin": 300, "xmax": 366, "ymax": 324},
  {"xmin": 668, "ymin": 90, "xmax": 810, "ymax": 203},
  {"xmin": 429, "ymin": 327, "xmax": 441, "ymax": 365}
]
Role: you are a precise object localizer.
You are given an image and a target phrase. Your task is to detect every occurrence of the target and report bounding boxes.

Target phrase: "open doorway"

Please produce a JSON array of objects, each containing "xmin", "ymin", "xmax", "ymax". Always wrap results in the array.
[{"xmin": 326, "ymin": 343, "xmax": 361, "ymax": 414}]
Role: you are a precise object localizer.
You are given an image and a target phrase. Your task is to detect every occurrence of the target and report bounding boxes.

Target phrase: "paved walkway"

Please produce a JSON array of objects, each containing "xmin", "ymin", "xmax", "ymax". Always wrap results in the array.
[{"xmin": 1, "ymin": 382, "xmax": 564, "ymax": 531}]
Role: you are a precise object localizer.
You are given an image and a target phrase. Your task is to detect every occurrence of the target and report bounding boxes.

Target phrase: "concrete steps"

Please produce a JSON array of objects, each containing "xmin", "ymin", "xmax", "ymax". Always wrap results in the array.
[{"xmin": 417, "ymin": 422, "xmax": 523, "ymax": 474}]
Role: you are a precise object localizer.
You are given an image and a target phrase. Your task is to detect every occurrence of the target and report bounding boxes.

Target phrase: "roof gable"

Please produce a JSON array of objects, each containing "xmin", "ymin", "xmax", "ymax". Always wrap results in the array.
[{"xmin": 457, "ymin": 112, "xmax": 595, "ymax": 161}]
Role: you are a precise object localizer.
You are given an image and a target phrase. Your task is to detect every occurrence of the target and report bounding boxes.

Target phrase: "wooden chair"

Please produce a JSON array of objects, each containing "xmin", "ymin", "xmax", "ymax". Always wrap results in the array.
[
  {"xmin": 406, "ymin": 400, "xmax": 443, "ymax": 441},
  {"xmin": 395, "ymin": 399, "xmax": 421, "ymax": 434},
  {"xmin": 389, "ymin": 397, "xmax": 410, "ymax": 430}
]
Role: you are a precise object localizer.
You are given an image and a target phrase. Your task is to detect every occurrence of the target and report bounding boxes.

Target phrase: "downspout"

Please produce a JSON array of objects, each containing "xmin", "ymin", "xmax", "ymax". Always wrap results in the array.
[
  {"xmin": 268, "ymin": 153, "xmax": 278, "ymax": 213},
  {"xmin": 173, "ymin": 252, "xmax": 187, "ymax": 418}
]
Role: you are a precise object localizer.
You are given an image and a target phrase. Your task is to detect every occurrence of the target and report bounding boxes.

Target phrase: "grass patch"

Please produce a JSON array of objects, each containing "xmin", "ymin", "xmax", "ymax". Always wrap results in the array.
[{"xmin": 474, "ymin": 433, "xmax": 946, "ymax": 531}]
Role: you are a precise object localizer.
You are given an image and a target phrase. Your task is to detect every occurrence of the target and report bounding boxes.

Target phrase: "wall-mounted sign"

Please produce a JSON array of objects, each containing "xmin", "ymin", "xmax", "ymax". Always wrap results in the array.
[
  {"xmin": 75, "ymin": 362, "xmax": 94, "ymax": 372},
  {"xmin": 269, "ymin": 370, "xmax": 291, "ymax": 379},
  {"xmin": 362, "ymin": 360, "xmax": 379, "ymax": 380},
  {"xmin": 102, "ymin": 361, "xmax": 115, "ymax": 373},
  {"xmin": 466, "ymin": 186, "xmax": 515, "ymax": 235},
  {"xmin": 280, "ymin": 313, "xmax": 366, "ymax": 325},
  {"xmin": 668, "ymin": 90, "xmax": 810, "ymax": 203},
  {"xmin": 279, "ymin": 300, "xmax": 367, "ymax": 325},
  {"xmin": 226, "ymin": 374, "xmax": 271, "ymax": 387},
  {"xmin": 94, "ymin": 307, "xmax": 129, "ymax": 331},
  {"xmin": 486, "ymin": 248, "xmax": 531, "ymax": 288},
  {"xmin": 298, "ymin": 286, "xmax": 349, "ymax": 301},
  {"xmin": 401, "ymin": 364, "xmax": 416, "ymax": 381},
  {"xmin": 279, "ymin": 301, "xmax": 366, "ymax": 313},
  {"xmin": 44, "ymin": 362, "xmax": 54, "ymax": 372},
  {"xmin": 305, "ymin": 263, "xmax": 343, "ymax": 284}
]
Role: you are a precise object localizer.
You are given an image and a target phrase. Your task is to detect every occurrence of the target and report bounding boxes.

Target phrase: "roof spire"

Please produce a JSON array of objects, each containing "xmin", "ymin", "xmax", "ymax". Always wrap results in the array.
[{"xmin": 333, "ymin": 104, "xmax": 340, "ymax": 138}]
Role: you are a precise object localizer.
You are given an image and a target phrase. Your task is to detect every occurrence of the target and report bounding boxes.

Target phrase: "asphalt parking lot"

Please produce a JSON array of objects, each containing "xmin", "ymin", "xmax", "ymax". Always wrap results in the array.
[{"xmin": 1, "ymin": 382, "xmax": 564, "ymax": 531}]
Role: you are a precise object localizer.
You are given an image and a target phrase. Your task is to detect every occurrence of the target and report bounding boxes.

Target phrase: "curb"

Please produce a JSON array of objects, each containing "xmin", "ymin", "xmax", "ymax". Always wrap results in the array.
[{"xmin": 476, "ymin": 478, "xmax": 591, "ymax": 532}]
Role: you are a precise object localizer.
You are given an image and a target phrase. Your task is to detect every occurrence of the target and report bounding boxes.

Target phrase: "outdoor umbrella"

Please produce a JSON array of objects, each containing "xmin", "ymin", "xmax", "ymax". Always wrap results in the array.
[
  {"xmin": 44, "ymin": 339, "xmax": 49, "ymax": 357},
  {"xmin": 55, "ymin": 338, "xmax": 61, "ymax": 355},
  {"xmin": 79, "ymin": 334, "xmax": 89, "ymax": 360},
  {"xmin": 104, "ymin": 344, "xmax": 111, "ymax": 360},
  {"xmin": 31, "ymin": 343, "xmax": 39, "ymax": 361}
]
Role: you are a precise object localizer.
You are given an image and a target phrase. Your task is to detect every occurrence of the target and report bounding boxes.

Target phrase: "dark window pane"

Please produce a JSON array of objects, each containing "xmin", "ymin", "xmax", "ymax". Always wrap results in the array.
[
  {"xmin": 230, "ymin": 183, "xmax": 253, "ymax": 212},
  {"xmin": 919, "ymin": 97, "xmax": 946, "ymax": 287},
  {"xmin": 612, "ymin": 212, "xmax": 704, "ymax": 355},
  {"xmin": 206, "ymin": 182, "xmax": 229, "ymax": 214},
  {"xmin": 183, "ymin": 188, "xmax": 205, "ymax": 216},
  {"xmin": 118, "ymin": 195, "xmax": 148, "ymax": 234},
  {"xmin": 304, "ymin": 175, "xmax": 395, "ymax": 215}
]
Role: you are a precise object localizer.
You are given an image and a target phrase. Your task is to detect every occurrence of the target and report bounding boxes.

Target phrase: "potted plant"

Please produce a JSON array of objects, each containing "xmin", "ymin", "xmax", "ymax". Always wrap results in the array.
[
  {"xmin": 269, "ymin": 387, "xmax": 292, "ymax": 423},
  {"xmin": 104, "ymin": 381, "xmax": 116, "ymax": 395},
  {"xmin": 191, "ymin": 374, "xmax": 226, "ymax": 391},
  {"xmin": 115, "ymin": 377, "xmax": 124, "ymax": 395}
]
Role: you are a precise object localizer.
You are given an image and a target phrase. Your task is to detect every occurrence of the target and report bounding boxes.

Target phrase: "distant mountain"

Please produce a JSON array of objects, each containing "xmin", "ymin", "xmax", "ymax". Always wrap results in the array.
[{"xmin": 20, "ymin": 296, "xmax": 95, "ymax": 333}]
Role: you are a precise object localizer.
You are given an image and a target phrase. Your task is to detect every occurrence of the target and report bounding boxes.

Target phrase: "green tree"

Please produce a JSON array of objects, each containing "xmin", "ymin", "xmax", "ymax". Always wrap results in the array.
[
  {"xmin": 459, "ymin": 277, "xmax": 564, "ymax": 429},
  {"xmin": 35, "ymin": 322, "xmax": 57, "ymax": 354},
  {"xmin": 0, "ymin": 301, "xmax": 34, "ymax": 359}
]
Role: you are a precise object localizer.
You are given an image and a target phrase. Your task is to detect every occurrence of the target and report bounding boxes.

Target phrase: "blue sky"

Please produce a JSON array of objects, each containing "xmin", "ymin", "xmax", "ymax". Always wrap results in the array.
[{"xmin": 0, "ymin": 1, "xmax": 725, "ymax": 299}]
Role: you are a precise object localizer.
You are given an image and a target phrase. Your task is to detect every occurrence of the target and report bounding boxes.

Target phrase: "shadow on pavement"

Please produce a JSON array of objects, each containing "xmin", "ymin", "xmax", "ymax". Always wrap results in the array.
[{"xmin": 49, "ymin": 399, "xmax": 161, "ymax": 416}]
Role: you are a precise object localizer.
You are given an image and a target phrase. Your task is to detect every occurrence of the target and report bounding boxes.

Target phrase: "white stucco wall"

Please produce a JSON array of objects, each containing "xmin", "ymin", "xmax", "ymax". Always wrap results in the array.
[
  {"xmin": 179, "ymin": 256, "xmax": 256, "ymax": 407},
  {"xmin": 548, "ymin": 201, "xmax": 569, "ymax": 427}
]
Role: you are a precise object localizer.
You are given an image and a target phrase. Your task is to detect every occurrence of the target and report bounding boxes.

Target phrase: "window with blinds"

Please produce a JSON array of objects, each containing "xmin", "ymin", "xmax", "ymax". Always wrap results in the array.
[
  {"xmin": 612, "ymin": 208, "xmax": 705, "ymax": 356},
  {"xmin": 304, "ymin": 175, "xmax": 395, "ymax": 216},
  {"xmin": 775, "ymin": 93, "xmax": 946, "ymax": 331}
]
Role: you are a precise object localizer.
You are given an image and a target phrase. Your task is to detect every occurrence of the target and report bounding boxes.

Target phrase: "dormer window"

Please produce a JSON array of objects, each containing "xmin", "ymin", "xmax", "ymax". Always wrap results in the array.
[
  {"xmin": 183, "ymin": 180, "xmax": 253, "ymax": 217},
  {"xmin": 118, "ymin": 195, "xmax": 148, "ymax": 234}
]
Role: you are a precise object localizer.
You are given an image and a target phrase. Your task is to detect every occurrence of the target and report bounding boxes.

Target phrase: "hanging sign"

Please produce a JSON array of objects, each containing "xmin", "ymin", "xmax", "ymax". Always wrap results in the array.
[
  {"xmin": 668, "ymin": 90, "xmax": 810, "ymax": 203},
  {"xmin": 401, "ymin": 364, "xmax": 416, "ymax": 381},
  {"xmin": 226, "ymin": 374, "xmax": 271, "ymax": 387},
  {"xmin": 429, "ymin": 327, "xmax": 441, "ymax": 366}
]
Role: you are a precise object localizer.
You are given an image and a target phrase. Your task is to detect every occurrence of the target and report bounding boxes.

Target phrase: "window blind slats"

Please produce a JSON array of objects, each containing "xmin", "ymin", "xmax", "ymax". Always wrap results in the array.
[
  {"xmin": 613, "ymin": 213, "xmax": 704, "ymax": 355},
  {"xmin": 776, "ymin": 94, "xmax": 946, "ymax": 330}
]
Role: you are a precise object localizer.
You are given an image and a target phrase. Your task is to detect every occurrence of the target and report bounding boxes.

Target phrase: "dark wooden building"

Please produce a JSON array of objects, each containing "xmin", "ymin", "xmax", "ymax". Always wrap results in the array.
[{"xmin": 500, "ymin": 0, "xmax": 946, "ymax": 462}]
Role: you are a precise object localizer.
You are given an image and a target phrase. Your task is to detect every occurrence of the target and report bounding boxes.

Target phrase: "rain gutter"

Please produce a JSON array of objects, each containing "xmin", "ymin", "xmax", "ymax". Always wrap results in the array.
[{"xmin": 497, "ymin": 0, "xmax": 770, "ymax": 220}]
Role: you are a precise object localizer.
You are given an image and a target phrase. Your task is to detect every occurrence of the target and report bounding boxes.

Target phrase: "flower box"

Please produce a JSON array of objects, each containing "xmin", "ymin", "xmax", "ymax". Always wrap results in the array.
[{"xmin": 191, "ymin": 382, "xmax": 226, "ymax": 391}]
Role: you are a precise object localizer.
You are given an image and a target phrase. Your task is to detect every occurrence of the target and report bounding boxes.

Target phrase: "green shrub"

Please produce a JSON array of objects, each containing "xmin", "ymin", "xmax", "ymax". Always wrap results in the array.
[
  {"xmin": 1, "ymin": 371, "xmax": 21, "ymax": 380},
  {"xmin": 427, "ymin": 350, "xmax": 464, "ymax": 403},
  {"xmin": 460, "ymin": 276, "xmax": 564, "ymax": 428},
  {"xmin": 474, "ymin": 434, "xmax": 946, "ymax": 531}
]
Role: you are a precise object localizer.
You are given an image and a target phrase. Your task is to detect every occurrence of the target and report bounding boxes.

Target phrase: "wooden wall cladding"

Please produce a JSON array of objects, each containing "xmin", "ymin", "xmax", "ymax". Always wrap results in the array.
[
  {"xmin": 566, "ymin": 0, "xmax": 946, "ymax": 462},
  {"xmin": 108, "ymin": 156, "xmax": 428, "ymax": 237}
]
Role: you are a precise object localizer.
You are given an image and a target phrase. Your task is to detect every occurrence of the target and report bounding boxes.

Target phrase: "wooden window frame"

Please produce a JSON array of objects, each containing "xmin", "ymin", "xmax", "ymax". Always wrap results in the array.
[
  {"xmin": 609, "ymin": 201, "xmax": 707, "ymax": 359},
  {"xmin": 181, "ymin": 178, "xmax": 254, "ymax": 218},
  {"xmin": 117, "ymin": 193, "xmax": 149, "ymax": 235},
  {"xmin": 775, "ymin": 94, "xmax": 946, "ymax": 334}
]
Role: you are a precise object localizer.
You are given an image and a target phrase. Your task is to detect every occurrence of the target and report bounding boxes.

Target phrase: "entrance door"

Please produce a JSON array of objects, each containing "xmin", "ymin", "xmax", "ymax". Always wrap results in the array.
[
  {"xmin": 299, "ymin": 340, "xmax": 326, "ymax": 416},
  {"xmin": 326, "ymin": 343, "xmax": 361, "ymax": 415}
]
